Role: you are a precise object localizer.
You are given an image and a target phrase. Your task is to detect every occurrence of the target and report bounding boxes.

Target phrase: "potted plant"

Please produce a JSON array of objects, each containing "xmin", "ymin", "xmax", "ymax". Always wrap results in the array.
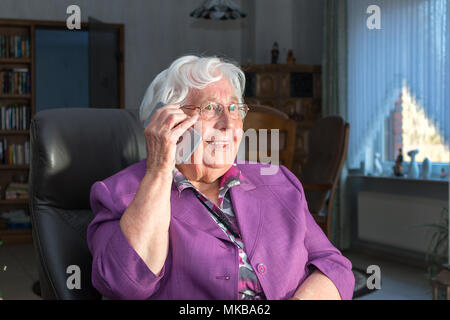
[{"xmin": 423, "ymin": 207, "xmax": 449, "ymax": 280}]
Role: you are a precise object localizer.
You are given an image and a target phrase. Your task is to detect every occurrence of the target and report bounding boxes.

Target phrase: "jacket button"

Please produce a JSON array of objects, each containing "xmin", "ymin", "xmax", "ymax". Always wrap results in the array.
[{"xmin": 257, "ymin": 263, "xmax": 266, "ymax": 274}]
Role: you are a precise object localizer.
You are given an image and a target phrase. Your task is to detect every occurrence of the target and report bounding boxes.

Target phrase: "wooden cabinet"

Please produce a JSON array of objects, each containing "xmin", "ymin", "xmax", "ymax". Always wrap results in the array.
[{"xmin": 242, "ymin": 64, "xmax": 322, "ymax": 178}]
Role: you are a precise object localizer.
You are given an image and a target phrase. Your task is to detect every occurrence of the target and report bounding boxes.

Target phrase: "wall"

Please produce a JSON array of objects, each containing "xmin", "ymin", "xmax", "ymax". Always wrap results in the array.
[
  {"xmin": 347, "ymin": 175, "xmax": 449, "ymax": 266},
  {"xmin": 241, "ymin": 0, "xmax": 324, "ymax": 65},
  {"xmin": 0, "ymin": 0, "xmax": 324, "ymax": 109},
  {"xmin": 292, "ymin": 0, "xmax": 324, "ymax": 65},
  {"xmin": 358, "ymin": 191, "xmax": 447, "ymax": 253}
]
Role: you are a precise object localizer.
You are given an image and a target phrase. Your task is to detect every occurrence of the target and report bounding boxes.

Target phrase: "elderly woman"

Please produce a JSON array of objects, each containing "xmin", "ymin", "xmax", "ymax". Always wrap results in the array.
[{"xmin": 87, "ymin": 55, "xmax": 355, "ymax": 300}]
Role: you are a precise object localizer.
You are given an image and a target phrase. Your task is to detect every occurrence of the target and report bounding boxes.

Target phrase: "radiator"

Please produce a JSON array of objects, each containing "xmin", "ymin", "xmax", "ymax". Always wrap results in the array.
[{"xmin": 358, "ymin": 192, "xmax": 448, "ymax": 253}]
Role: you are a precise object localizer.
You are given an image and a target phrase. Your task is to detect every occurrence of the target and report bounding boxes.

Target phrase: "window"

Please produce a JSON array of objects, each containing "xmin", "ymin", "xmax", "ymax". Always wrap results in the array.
[
  {"xmin": 385, "ymin": 86, "xmax": 450, "ymax": 164},
  {"xmin": 346, "ymin": 0, "xmax": 449, "ymax": 176}
]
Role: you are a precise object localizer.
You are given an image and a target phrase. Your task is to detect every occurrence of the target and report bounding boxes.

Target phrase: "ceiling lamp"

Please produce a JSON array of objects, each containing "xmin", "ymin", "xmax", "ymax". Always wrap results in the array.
[{"xmin": 190, "ymin": 0, "xmax": 247, "ymax": 20}]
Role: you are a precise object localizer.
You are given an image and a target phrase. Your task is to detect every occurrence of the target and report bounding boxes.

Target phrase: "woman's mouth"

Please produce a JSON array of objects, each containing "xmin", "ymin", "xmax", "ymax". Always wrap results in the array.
[{"xmin": 206, "ymin": 140, "xmax": 230, "ymax": 149}]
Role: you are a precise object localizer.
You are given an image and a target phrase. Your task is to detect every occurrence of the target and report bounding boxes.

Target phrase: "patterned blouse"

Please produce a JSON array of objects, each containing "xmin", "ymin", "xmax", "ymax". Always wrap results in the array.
[{"xmin": 173, "ymin": 164, "xmax": 266, "ymax": 300}]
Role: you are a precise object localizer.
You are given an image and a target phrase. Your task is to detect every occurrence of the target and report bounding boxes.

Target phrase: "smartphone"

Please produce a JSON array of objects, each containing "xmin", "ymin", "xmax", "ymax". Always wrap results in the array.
[{"xmin": 143, "ymin": 102, "xmax": 202, "ymax": 163}]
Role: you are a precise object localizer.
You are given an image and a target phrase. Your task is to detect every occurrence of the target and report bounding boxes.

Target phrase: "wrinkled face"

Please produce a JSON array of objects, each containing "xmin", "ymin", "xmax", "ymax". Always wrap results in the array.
[{"xmin": 177, "ymin": 77, "xmax": 244, "ymax": 183}]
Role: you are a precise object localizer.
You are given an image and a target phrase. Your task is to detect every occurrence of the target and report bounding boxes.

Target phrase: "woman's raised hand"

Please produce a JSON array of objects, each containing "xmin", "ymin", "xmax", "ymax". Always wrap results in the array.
[{"xmin": 144, "ymin": 104, "xmax": 198, "ymax": 174}]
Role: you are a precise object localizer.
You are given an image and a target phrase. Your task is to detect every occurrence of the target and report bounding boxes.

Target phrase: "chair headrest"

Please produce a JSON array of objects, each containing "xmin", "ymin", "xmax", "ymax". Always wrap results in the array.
[{"xmin": 30, "ymin": 108, "xmax": 146, "ymax": 210}]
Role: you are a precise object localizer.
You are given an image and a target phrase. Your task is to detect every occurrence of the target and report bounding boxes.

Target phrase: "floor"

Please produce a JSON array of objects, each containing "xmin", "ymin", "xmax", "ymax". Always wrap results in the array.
[
  {"xmin": 0, "ymin": 243, "xmax": 41, "ymax": 300},
  {"xmin": 343, "ymin": 250, "xmax": 432, "ymax": 300},
  {"xmin": 0, "ymin": 243, "xmax": 433, "ymax": 300}
]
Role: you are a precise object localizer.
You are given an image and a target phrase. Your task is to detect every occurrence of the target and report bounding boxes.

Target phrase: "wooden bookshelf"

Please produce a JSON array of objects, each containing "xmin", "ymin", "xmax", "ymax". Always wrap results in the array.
[
  {"xmin": 0, "ymin": 58, "xmax": 31, "ymax": 63},
  {"xmin": 0, "ymin": 198, "xmax": 28, "ymax": 205},
  {"xmin": 0, "ymin": 164, "xmax": 29, "ymax": 169},
  {"xmin": 0, "ymin": 19, "xmax": 33, "ymax": 243},
  {"xmin": 0, "ymin": 229, "xmax": 32, "ymax": 244},
  {"xmin": 0, "ymin": 130, "xmax": 29, "ymax": 135},
  {"xmin": 0, "ymin": 18, "xmax": 125, "ymax": 244},
  {"xmin": 0, "ymin": 94, "xmax": 32, "ymax": 99}
]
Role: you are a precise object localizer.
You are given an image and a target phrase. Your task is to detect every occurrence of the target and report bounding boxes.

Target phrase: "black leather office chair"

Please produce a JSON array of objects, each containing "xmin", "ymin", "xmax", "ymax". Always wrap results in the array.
[{"xmin": 29, "ymin": 108, "xmax": 146, "ymax": 299}]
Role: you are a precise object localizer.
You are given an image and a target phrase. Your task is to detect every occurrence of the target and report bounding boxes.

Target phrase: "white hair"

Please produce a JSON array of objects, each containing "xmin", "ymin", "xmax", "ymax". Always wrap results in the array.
[{"xmin": 139, "ymin": 55, "xmax": 246, "ymax": 125}]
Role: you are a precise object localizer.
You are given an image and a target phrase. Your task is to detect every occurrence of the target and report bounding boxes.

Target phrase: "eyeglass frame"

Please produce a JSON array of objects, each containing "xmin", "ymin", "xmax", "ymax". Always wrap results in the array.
[{"xmin": 180, "ymin": 102, "xmax": 250, "ymax": 120}]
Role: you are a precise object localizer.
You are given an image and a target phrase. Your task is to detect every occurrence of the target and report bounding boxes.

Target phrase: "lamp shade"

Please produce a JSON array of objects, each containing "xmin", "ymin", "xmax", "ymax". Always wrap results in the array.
[{"xmin": 190, "ymin": 0, "xmax": 247, "ymax": 20}]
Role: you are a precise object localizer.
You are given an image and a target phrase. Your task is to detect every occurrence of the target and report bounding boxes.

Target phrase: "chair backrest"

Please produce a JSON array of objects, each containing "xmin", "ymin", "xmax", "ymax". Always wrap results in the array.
[
  {"xmin": 29, "ymin": 108, "xmax": 146, "ymax": 299},
  {"xmin": 300, "ymin": 116, "xmax": 349, "ymax": 214},
  {"xmin": 243, "ymin": 107, "xmax": 296, "ymax": 170}
]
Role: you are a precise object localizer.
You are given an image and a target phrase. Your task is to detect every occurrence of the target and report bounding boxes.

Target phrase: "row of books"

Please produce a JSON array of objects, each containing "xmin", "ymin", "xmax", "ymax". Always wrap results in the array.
[
  {"xmin": 3, "ymin": 181, "xmax": 28, "ymax": 200},
  {"xmin": 0, "ymin": 34, "xmax": 31, "ymax": 59},
  {"xmin": 0, "ymin": 104, "xmax": 30, "ymax": 130},
  {"xmin": 0, "ymin": 68, "xmax": 31, "ymax": 94},
  {"xmin": 0, "ymin": 138, "xmax": 30, "ymax": 165},
  {"xmin": 0, "ymin": 209, "xmax": 31, "ymax": 230}
]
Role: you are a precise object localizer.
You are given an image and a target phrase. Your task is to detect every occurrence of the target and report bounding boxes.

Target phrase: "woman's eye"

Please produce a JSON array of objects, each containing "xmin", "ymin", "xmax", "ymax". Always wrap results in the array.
[
  {"xmin": 205, "ymin": 104, "xmax": 213, "ymax": 111},
  {"xmin": 229, "ymin": 104, "xmax": 236, "ymax": 111}
]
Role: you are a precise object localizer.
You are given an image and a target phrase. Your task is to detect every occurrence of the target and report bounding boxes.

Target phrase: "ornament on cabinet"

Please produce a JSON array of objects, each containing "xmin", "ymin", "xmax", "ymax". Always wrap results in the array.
[
  {"xmin": 286, "ymin": 50, "xmax": 296, "ymax": 64},
  {"xmin": 271, "ymin": 42, "xmax": 279, "ymax": 64}
]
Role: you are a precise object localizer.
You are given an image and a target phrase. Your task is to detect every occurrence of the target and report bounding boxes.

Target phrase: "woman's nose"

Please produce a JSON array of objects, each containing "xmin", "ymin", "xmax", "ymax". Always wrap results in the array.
[{"xmin": 215, "ymin": 108, "xmax": 235, "ymax": 129}]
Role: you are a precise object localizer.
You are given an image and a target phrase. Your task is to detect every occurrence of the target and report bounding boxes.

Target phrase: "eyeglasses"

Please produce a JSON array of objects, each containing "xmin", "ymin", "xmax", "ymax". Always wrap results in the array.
[{"xmin": 181, "ymin": 102, "xmax": 249, "ymax": 120}]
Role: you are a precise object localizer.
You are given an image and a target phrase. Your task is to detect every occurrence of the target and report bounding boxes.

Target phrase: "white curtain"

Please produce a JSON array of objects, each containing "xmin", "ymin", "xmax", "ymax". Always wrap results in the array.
[
  {"xmin": 322, "ymin": 0, "xmax": 349, "ymax": 248},
  {"xmin": 347, "ymin": 0, "xmax": 449, "ymax": 169}
]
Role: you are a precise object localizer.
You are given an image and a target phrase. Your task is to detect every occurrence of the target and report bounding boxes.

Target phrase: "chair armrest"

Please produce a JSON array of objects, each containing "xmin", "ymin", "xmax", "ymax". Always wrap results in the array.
[{"xmin": 302, "ymin": 183, "xmax": 333, "ymax": 192}]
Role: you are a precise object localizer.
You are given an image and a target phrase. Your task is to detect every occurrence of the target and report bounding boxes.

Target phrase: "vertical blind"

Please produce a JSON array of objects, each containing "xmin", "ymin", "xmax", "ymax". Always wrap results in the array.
[{"xmin": 347, "ymin": 0, "xmax": 449, "ymax": 168}]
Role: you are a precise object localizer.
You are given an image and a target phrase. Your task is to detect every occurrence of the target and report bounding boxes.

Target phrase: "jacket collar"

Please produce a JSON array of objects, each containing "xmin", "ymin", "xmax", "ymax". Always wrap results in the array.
[{"xmin": 170, "ymin": 177, "xmax": 261, "ymax": 255}]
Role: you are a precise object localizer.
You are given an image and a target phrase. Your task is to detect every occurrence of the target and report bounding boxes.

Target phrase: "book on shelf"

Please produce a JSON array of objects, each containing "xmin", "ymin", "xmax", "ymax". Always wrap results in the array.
[
  {"xmin": 0, "ymin": 209, "xmax": 31, "ymax": 230},
  {"xmin": 4, "ymin": 181, "xmax": 29, "ymax": 200},
  {"xmin": 5, "ymin": 193, "xmax": 28, "ymax": 200},
  {"xmin": 0, "ymin": 137, "xmax": 30, "ymax": 165},
  {"xmin": 0, "ymin": 68, "xmax": 31, "ymax": 95},
  {"xmin": 24, "ymin": 140, "xmax": 29, "ymax": 164},
  {"xmin": 0, "ymin": 104, "xmax": 31, "ymax": 130},
  {"xmin": 0, "ymin": 217, "xmax": 7, "ymax": 230},
  {"xmin": 7, "ymin": 182, "xmax": 28, "ymax": 190},
  {"xmin": 0, "ymin": 34, "xmax": 30, "ymax": 59}
]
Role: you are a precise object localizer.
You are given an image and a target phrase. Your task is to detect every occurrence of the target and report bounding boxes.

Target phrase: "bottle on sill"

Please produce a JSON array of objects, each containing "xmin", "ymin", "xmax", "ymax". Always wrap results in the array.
[
  {"xmin": 407, "ymin": 149, "xmax": 419, "ymax": 179},
  {"xmin": 421, "ymin": 157, "xmax": 431, "ymax": 179}
]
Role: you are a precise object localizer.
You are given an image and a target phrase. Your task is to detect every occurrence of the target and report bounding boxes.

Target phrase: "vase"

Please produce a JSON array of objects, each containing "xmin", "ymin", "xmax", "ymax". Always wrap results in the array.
[
  {"xmin": 407, "ymin": 149, "xmax": 419, "ymax": 179},
  {"xmin": 422, "ymin": 157, "xmax": 431, "ymax": 179},
  {"xmin": 373, "ymin": 152, "xmax": 383, "ymax": 176}
]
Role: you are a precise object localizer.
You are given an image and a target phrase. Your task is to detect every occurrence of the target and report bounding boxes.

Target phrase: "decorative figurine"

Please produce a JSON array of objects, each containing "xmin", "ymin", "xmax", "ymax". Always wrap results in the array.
[
  {"xmin": 407, "ymin": 149, "xmax": 419, "ymax": 179},
  {"xmin": 393, "ymin": 148, "xmax": 404, "ymax": 176},
  {"xmin": 271, "ymin": 42, "xmax": 279, "ymax": 64},
  {"xmin": 373, "ymin": 152, "xmax": 383, "ymax": 176},
  {"xmin": 421, "ymin": 157, "xmax": 431, "ymax": 179},
  {"xmin": 440, "ymin": 168, "xmax": 447, "ymax": 179},
  {"xmin": 286, "ymin": 49, "xmax": 296, "ymax": 64}
]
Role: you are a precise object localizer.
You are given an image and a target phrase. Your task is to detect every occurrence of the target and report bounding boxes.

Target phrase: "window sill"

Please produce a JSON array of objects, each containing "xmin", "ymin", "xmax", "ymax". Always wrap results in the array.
[
  {"xmin": 351, "ymin": 174, "xmax": 449, "ymax": 185},
  {"xmin": 347, "ymin": 174, "xmax": 448, "ymax": 203}
]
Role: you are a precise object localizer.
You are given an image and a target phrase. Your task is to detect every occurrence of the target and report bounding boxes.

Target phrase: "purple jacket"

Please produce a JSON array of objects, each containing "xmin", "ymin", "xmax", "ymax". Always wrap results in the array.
[{"xmin": 87, "ymin": 160, "xmax": 355, "ymax": 300}]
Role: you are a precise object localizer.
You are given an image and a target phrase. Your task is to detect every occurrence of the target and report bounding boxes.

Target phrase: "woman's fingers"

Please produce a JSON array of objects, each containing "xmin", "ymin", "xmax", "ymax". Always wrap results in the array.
[
  {"xmin": 159, "ymin": 112, "xmax": 190, "ymax": 131},
  {"xmin": 151, "ymin": 104, "xmax": 182, "ymax": 122},
  {"xmin": 145, "ymin": 104, "xmax": 199, "ymax": 146},
  {"xmin": 171, "ymin": 114, "xmax": 199, "ymax": 142},
  {"xmin": 145, "ymin": 104, "xmax": 182, "ymax": 128}
]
